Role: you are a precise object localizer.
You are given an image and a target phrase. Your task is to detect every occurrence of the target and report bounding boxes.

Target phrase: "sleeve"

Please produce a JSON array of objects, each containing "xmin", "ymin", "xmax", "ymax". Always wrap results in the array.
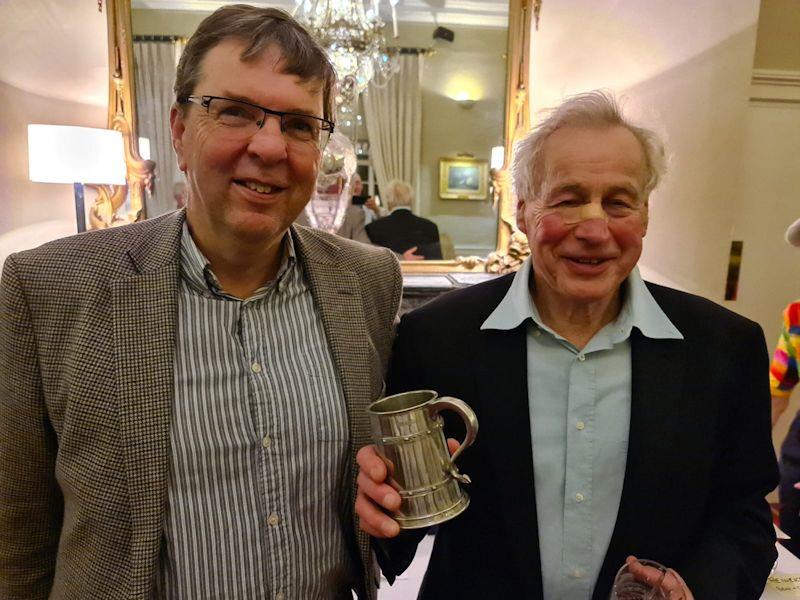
[
  {"xmin": 770, "ymin": 302, "xmax": 800, "ymax": 398},
  {"xmin": 0, "ymin": 255, "xmax": 63, "ymax": 599},
  {"xmin": 677, "ymin": 320, "xmax": 779, "ymax": 599}
]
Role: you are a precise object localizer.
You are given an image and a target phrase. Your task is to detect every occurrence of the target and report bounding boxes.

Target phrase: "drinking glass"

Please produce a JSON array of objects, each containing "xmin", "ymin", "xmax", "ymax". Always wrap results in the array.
[{"xmin": 612, "ymin": 559, "xmax": 669, "ymax": 600}]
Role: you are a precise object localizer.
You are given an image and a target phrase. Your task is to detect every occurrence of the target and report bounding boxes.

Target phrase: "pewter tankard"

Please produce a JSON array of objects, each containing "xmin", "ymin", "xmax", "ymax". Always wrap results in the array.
[{"xmin": 367, "ymin": 390, "xmax": 478, "ymax": 529}]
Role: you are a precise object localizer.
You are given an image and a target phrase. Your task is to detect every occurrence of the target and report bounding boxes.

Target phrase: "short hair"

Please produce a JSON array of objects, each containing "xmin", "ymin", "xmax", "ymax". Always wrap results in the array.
[
  {"xmin": 385, "ymin": 180, "xmax": 414, "ymax": 210},
  {"xmin": 511, "ymin": 90, "xmax": 666, "ymax": 202},
  {"xmin": 174, "ymin": 4, "xmax": 337, "ymax": 122}
]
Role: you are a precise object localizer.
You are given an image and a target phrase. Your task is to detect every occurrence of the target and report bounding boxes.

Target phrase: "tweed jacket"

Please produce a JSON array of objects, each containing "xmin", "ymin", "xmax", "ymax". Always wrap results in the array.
[{"xmin": 0, "ymin": 210, "xmax": 401, "ymax": 600}]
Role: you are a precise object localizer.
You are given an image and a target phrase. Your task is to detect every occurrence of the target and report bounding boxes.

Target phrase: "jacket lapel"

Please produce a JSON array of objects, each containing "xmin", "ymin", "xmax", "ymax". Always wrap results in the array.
[
  {"xmin": 111, "ymin": 212, "xmax": 183, "ymax": 596},
  {"xmin": 593, "ymin": 330, "xmax": 687, "ymax": 598},
  {"xmin": 475, "ymin": 323, "xmax": 544, "ymax": 599}
]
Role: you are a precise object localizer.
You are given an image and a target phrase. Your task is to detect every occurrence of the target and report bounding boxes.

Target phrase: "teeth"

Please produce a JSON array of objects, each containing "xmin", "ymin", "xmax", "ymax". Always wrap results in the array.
[
  {"xmin": 575, "ymin": 258, "xmax": 602, "ymax": 264},
  {"xmin": 244, "ymin": 181, "xmax": 275, "ymax": 194}
]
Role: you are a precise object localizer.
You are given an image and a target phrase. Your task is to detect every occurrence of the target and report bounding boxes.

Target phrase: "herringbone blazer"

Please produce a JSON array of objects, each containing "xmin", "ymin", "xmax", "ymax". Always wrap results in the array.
[{"xmin": 0, "ymin": 210, "xmax": 401, "ymax": 600}]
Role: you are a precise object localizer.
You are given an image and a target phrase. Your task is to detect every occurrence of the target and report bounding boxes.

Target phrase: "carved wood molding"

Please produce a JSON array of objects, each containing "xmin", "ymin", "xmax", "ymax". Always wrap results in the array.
[{"xmin": 91, "ymin": 0, "xmax": 154, "ymax": 229}]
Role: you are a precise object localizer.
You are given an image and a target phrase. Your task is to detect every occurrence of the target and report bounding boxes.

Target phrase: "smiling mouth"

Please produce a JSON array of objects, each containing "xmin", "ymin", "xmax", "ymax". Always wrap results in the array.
[
  {"xmin": 569, "ymin": 257, "xmax": 608, "ymax": 265},
  {"xmin": 236, "ymin": 180, "xmax": 283, "ymax": 195}
]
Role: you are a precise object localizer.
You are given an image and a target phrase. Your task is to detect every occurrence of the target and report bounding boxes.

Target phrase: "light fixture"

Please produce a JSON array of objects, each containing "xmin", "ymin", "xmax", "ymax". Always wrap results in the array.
[
  {"xmin": 456, "ymin": 99, "xmax": 476, "ymax": 110},
  {"xmin": 293, "ymin": 0, "xmax": 401, "ymax": 108},
  {"xmin": 490, "ymin": 146, "xmax": 505, "ymax": 170},
  {"xmin": 28, "ymin": 124, "xmax": 127, "ymax": 233}
]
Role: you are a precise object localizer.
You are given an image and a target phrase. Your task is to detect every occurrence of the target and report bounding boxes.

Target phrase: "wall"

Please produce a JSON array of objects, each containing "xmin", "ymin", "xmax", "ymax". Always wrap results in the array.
[{"xmin": 0, "ymin": 0, "xmax": 108, "ymax": 264}]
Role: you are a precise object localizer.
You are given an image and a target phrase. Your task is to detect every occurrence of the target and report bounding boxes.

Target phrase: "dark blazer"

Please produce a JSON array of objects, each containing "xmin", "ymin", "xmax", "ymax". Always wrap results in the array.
[
  {"xmin": 377, "ymin": 274, "xmax": 778, "ymax": 599},
  {"xmin": 365, "ymin": 209, "xmax": 443, "ymax": 259},
  {"xmin": 0, "ymin": 210, "xmax": 401, "ymax": 600}
]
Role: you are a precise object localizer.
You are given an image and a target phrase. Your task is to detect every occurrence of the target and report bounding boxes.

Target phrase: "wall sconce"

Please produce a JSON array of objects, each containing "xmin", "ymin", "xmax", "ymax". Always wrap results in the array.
[
  {"xmin": 28, "ymin": 124, "xmax": 127, "ymax": 233},
  {"xmin": 490, "ymin": 146, "xmax": 505, "ymax": 170},
  {"xmin": 456, "ymin": 99, "xmax": 477, "ymax": 109}
]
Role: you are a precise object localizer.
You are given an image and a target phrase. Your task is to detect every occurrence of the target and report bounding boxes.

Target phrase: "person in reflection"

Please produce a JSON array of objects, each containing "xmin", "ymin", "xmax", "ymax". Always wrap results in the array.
[
  {"xmin": 365, "ymin": 179, "xmax": 443, "ymax": 260},
  {"xmin": 355, "ymin": 90, "xmax": 777, "ymax": 599},
  {"xmin": 0, "ymin": 6, "xmax": 400, "ymax": 599}
]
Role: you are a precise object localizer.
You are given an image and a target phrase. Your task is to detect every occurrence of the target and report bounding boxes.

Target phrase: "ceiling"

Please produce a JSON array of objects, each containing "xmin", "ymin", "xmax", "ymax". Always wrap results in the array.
[{"xmin": 131, "ymin": 0, "xmax": 510, "ymax": 27}]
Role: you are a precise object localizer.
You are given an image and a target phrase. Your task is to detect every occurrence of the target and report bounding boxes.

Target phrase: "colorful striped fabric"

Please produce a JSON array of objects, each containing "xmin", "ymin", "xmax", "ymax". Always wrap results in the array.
[{"xmin": 770, "ymin": 301, "xmax": 800, "ymax": 397}]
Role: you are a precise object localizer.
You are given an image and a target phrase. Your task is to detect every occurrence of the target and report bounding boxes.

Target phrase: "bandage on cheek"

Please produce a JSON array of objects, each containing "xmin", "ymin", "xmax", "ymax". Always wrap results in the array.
[{"xmin": 549, "ymin": 203, "xmax": 609, "ymax": 224}]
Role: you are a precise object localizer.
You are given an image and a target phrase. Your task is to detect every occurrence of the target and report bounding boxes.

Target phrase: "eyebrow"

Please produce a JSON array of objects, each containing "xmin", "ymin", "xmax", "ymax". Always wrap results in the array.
[
  {"xmin": 548, "ymin": 182, "xmax": 640, "ymax": 199},
  {"xmin": 220, "ymin": 91, "xmax": 322, "ymax": 118}
]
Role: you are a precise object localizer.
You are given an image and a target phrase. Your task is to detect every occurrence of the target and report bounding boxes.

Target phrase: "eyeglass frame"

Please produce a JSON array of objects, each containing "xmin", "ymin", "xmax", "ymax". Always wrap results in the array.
[{"xmin": 182, "ymin": 94, "xmax": 335, "ymax": 149}]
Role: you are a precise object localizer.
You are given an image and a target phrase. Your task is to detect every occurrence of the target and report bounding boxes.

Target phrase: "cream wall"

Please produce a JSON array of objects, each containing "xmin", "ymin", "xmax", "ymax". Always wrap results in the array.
[{"xmin": 0, "ymin": 0, "xmax": 108, "ymax": 263}]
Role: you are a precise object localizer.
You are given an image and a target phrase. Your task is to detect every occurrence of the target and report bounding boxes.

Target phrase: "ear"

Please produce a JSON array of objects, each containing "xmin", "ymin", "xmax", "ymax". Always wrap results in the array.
[
  {"xmin": 169, "ymin": 103, "xmax": 188, "ymax": 172},
  {"xmin": 515, "ymin": 198, "xmax": 528, "ymax": 234}
]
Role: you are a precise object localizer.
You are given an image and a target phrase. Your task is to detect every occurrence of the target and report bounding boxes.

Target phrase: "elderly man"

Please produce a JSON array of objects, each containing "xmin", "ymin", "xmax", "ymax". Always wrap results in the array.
[
  {"xmin": 356, "ymin": 91, "xmax": 777, "ymax": 599},
  {"xmin": 365, "ymin": 179, "xmax": 443, "ymax": 260},
  {"xmin": 0, "ymin": 6, "xmax": 400, "ymax": 599}
]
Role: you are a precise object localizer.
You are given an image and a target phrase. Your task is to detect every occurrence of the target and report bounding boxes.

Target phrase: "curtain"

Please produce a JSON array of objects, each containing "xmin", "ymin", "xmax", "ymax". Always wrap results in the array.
[
  {"xmin": 134, "ymin": 40, "xmax": 184, "ymax": 218},
  {"xmin": 363, "ymin": 54, "xmax": 422, "ymax": 206}
]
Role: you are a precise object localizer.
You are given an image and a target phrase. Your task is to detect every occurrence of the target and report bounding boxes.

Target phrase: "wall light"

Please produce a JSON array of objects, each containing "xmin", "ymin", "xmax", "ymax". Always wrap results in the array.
[
  {"xmin": 28, "ymin": 124, "xmax": 127, "ymax": 233},
  {"xmin": 491, "ymin": 146, "xmax": 505, "ymax": 170}
]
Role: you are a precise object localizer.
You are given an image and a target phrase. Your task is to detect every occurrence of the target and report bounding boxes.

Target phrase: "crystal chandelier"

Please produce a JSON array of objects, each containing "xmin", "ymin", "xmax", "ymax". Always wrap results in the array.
[{"xmin": 293, "ymin": 0, "xmax": 401, "ymax": 107}]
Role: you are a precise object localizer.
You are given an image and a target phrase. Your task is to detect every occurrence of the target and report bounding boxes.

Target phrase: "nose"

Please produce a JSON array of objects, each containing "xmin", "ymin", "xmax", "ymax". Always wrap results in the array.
[
  {"xmin": 246, "ymin": 115, "xmax": 288, "ymax": 162},
  {"xmin": 572, "ymin": 216, "xmax": 611, "ymax": 242}
]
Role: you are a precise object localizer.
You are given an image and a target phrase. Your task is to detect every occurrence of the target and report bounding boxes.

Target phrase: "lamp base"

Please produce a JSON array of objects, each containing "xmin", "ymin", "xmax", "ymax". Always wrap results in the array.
[{"xmin": 73, "ymin": 182, "xmax": 86, "ymax": 233}]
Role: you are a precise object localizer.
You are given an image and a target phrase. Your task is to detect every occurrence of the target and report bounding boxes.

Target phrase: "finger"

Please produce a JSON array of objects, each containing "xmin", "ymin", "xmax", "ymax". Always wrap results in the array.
[
  {"xmin": 625, "ymin": 556, "xmax": 666, "ymax": 588},
  {"xmin": 356, "ymin": 445, "xmax": 388, "ymax": 482},
  {"xmin": 355, "ymin": 491, "xmax": 401, "ymax": 537},
  {"xmin": 447, "ymin": 438, "xmax": 460, "ymax": 456},
  {"xmin": 357, "ymin": 469, "xmax": 401, "ymax": 511}
]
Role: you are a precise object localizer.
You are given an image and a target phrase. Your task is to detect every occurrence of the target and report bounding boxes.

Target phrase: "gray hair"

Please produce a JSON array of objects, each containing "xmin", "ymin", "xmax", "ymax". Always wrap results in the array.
[
  {"xmin": 174, "ymin": 4, "xmax": 337, "ymax": 122},
  {"xmin": 511, "ymin": 90, "xmax": 666, "ymax": 202},
  {"xmin": 385, "ymin": 180, "xmax": 414, "ymax": 210}
]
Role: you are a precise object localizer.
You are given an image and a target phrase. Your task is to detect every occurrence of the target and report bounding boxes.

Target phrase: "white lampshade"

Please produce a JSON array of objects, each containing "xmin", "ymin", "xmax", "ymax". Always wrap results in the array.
[
  {"xmin": 28, "ymin": 124, "xmax": 127, "ymax": 185},
  {"xmin": 138, "ymin": 137, "xmax": 151, "ymax": 161},
  {"xmin": 490, "ymin": 145, "xmax": 505, "ymax": 170}
]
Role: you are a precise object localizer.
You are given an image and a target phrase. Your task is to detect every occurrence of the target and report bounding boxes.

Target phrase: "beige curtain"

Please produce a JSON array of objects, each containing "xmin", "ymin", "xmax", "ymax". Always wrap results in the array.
[
  {"xmin": 363, "ymin": 54, "xmax": 422, "ymax": 204},
  {"xmin": 134, "ymin": 39, "xmax": 184, "ymax": 218}
]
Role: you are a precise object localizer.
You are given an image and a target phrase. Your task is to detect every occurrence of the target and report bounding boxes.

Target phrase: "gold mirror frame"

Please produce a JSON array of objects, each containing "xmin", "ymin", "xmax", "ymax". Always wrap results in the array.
[
  {"xmin": 103, "ymin": 0, "xmax": 530, "ymax": 267},
  {"xmin": 95, "ymin": 0, "xmax": 152, "ymax": 229}
]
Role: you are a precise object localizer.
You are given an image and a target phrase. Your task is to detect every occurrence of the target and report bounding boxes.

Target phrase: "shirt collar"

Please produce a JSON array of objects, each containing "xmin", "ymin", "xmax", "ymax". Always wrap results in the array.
[
  {"xmin": 179, "ymin": 223, "xmax": 297, "ymax": 298},
  {"xmin": 481, "ymin": 257, "xmax": 683, "ymax": 341}
]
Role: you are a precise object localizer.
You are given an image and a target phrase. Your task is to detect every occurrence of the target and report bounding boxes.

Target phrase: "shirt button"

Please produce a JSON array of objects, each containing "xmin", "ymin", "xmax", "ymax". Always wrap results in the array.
[
  {"xmin": 532, "ymin": 329, "xmax": 541, "ymax": 337},
  {"xmin": 572, "ymin": 568, "xmax": 585, "ymax": 578},
  {"xmin": 261, "ymin": 435, "xmax": 272, "ymax": 449},
  {"xmin": 575, "ymin": 492, "xmax": 585, "ymax": 503},
  {"xmin": 576, "ymin": 421, "xmax": 585, "ymax": 431},
  {"xmin": 268, "ymin": 513, "xmax": 280, "ymax": 526},
  {"xmin": 577, "ymin": 354, "xmax": 586, "ymax": 362},
  {"xmin": 251, "ymin": 362, "xmax": 262, "ymax": 373}
]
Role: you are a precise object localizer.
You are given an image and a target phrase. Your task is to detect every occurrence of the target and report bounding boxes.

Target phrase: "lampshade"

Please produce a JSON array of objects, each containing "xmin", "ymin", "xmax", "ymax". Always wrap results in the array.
[{"xmin": 28, "ymin": 124, "xmax": 127, "ymax": 185}]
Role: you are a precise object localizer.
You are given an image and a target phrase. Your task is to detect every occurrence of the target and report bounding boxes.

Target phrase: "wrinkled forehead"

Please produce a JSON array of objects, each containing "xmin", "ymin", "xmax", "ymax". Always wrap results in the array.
[{"xmin": 538, "ymin": 125, "xmax": 647, "ymax": 195}]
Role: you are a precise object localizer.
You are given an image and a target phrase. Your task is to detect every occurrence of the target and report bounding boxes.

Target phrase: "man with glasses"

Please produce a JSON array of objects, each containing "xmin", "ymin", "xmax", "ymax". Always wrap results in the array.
[
  {"xmin": 356, "ymin": 91, "xmax": 777, "ymax": 599},
  {"xmin": 0, "ymin": 6, "xmax": 399, "ymax": 600}
]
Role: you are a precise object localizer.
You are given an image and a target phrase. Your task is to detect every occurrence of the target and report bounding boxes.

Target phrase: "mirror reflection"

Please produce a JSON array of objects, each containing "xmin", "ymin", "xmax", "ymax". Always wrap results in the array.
[{"xmin": 131, "ymin": 2, "xmax": 508, "ymax": 261}]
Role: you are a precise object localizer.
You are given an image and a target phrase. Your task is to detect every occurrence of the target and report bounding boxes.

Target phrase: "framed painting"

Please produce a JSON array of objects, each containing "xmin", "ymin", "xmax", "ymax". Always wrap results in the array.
[{"xmin": 439, "ymin": 157, "xmax": 489, "ymax": 200}]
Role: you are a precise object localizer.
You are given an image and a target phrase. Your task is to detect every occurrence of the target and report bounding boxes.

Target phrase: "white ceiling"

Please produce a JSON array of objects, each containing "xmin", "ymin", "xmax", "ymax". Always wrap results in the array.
[
  {"xmin": 0, "ymin": 0, "xmax": 108, "ymax": 106},
  {"xmin": 131, "ymin": 0, "xmax": 510, "ymax": 27}
]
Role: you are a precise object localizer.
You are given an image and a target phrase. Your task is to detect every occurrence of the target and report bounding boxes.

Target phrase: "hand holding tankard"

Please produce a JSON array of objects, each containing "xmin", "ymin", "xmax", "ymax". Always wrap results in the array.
[{"xmin": 356, "ymin": 390, "xmax": 478, "ymax": 536}]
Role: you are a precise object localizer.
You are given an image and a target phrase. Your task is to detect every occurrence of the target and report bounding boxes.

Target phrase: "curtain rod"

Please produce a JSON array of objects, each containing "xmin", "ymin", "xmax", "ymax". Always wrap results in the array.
[{"xmin": 133, "ymin": 35, "xmax": 186, "ymax": 43}]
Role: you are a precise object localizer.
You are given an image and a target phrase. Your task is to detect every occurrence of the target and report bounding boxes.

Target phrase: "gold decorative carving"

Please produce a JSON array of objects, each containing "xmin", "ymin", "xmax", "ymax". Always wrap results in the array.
[
  {"xmin": 94, "ymin": 0, "xmax": 154, "ymax": 229},
  {"xmin": 486, "ymin": 230, "xmax": 530, "ymax": 274}
]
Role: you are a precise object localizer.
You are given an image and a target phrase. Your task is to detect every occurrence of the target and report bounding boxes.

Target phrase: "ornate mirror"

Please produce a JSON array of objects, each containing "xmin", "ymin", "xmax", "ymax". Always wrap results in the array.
[{"xmin": 107, "ymin": 0, "xmax": 533, "ymax": 274}]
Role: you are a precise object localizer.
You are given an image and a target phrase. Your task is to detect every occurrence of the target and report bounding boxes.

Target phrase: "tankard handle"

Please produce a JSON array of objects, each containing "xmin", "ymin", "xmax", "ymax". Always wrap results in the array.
[{"xmin": 428, "ymin": 397, "xmax": 479, "ymax": 467}]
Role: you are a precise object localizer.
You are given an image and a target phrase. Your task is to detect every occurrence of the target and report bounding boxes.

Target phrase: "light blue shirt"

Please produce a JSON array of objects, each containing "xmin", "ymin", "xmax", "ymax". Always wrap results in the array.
[{"xmin": 481, "ymin": 258, "xmax": 682, "ymax": 599}]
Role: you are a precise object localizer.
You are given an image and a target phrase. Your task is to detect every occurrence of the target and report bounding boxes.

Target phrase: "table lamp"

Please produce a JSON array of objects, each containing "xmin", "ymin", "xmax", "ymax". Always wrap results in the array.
[{"xmin": 28, "ymin": 124, "xmax": 127, "ymax": 233}]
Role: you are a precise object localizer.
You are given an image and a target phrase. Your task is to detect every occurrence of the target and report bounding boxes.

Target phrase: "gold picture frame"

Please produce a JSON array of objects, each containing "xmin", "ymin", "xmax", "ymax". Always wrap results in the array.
[{"xmin": 439, "ymin": 157, "xmax": 490, "ymax": 200}]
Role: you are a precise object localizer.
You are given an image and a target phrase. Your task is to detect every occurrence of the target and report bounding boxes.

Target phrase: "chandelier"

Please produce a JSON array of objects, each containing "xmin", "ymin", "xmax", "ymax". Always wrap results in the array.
[{"xmin": 293, "ymin": 0, "xmax": 401, "ymax": 107}]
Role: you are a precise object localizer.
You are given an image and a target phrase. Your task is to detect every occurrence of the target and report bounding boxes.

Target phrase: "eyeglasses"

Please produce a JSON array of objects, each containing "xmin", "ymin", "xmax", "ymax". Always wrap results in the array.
[{"xmin": 184, "ymin": 95, "xmax": 334, "ymax": 149}]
